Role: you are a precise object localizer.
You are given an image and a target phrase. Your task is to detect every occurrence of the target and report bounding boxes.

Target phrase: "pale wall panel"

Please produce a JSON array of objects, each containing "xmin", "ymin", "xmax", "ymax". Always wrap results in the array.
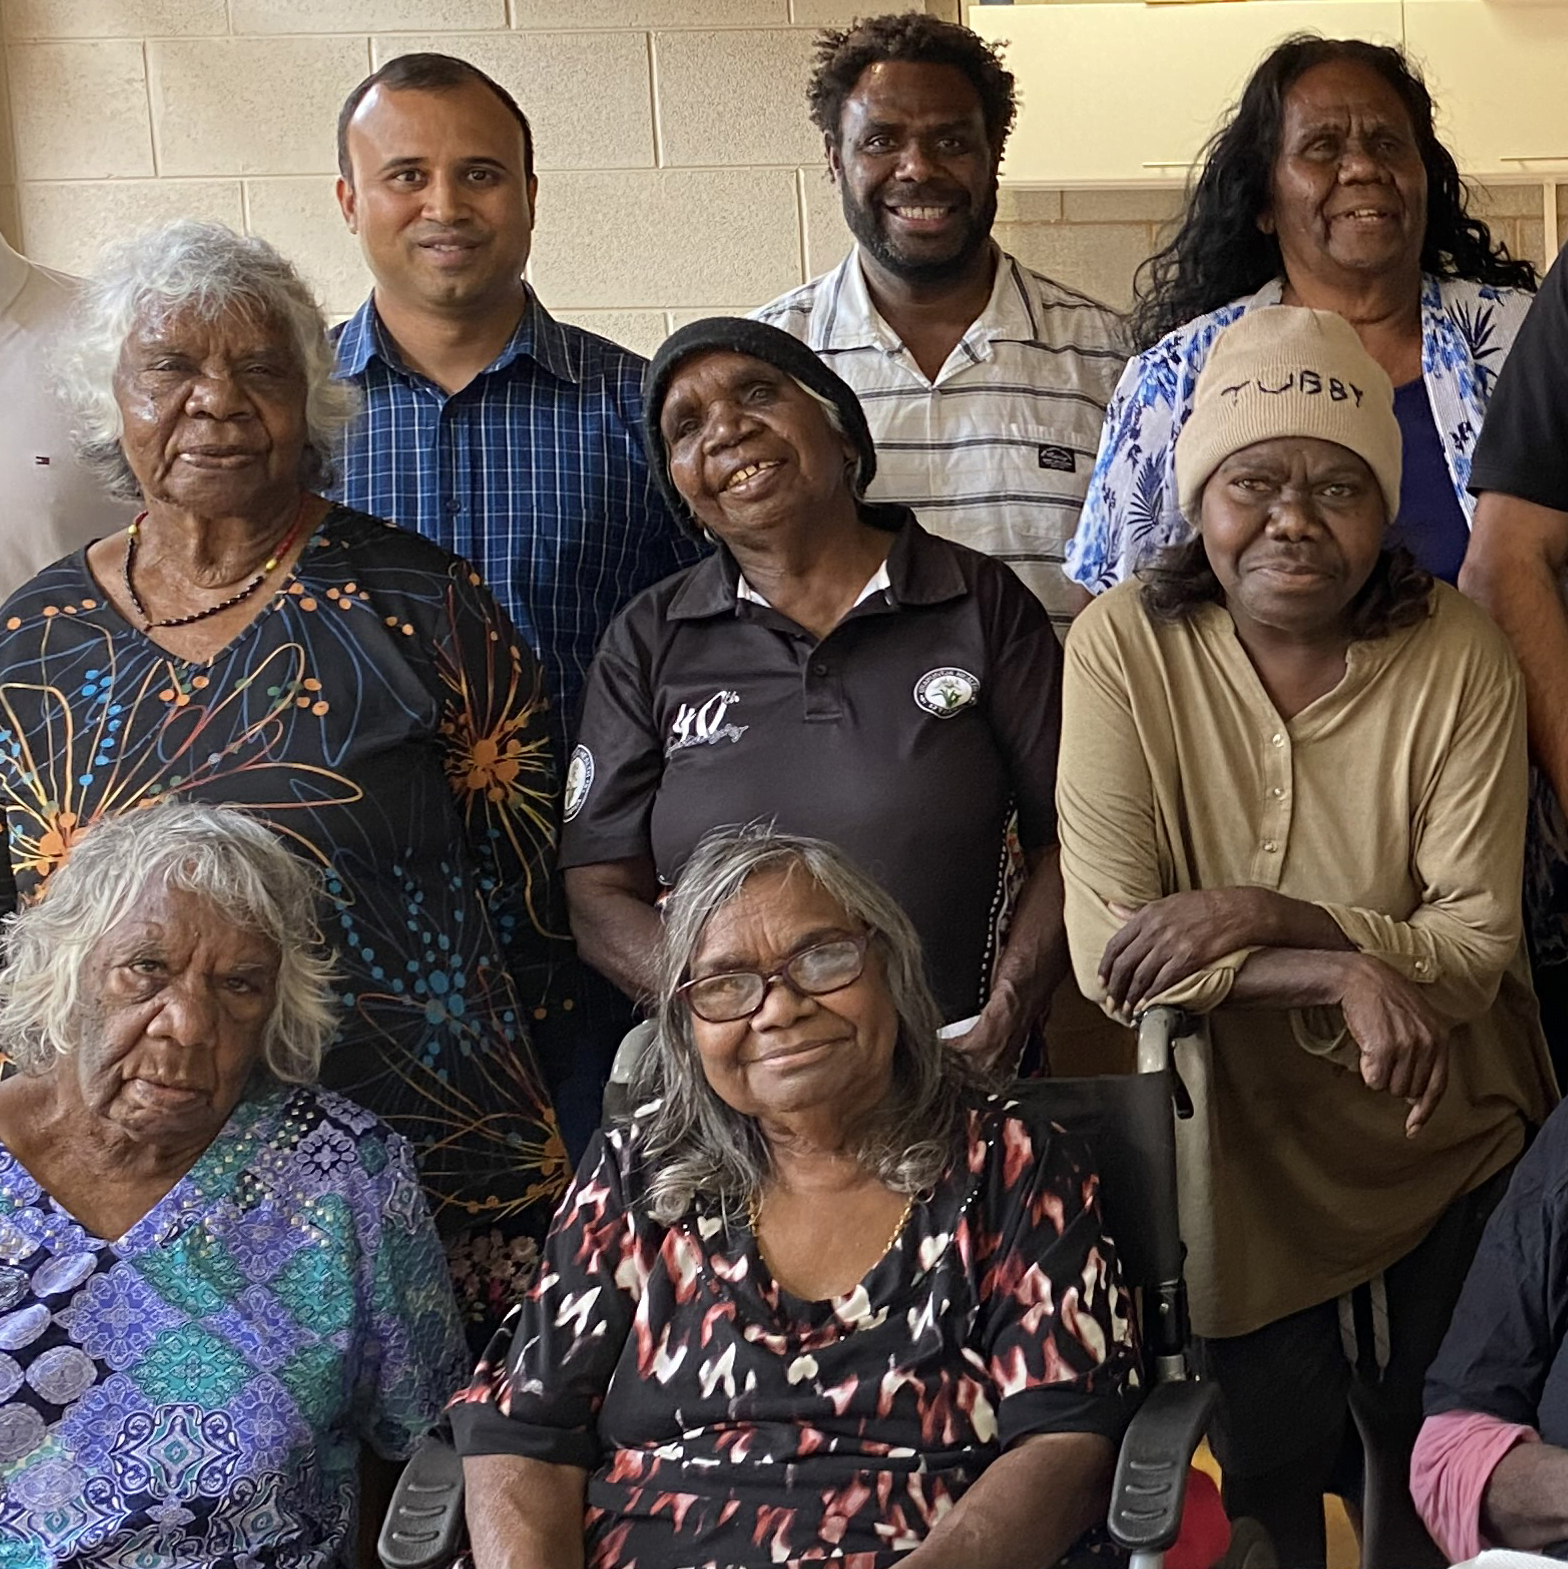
[
  {"xmin": 244, "ymin": 178, "xmax": 372, "ymax": 318},
  {"xmin": 149, "ymin": 36, "xmax": 373, "ymax": 177},
  {"xmin": 9, "ymin": 41, "xmax": 155, "ymax": 181},
  {"xmin": 531, "ymin": 168, "xmax": 801, "ymax": 308},
  {"xmin": 654, "ymin": 30, "xmax": 821, "ymax": 168},
  {"xmin": 20, "ymin": 180, "xmax": 245, "ymax": 275},
  {"xmin": 372, "ymin": 31, "xmax": 655, "ymax": 171}
]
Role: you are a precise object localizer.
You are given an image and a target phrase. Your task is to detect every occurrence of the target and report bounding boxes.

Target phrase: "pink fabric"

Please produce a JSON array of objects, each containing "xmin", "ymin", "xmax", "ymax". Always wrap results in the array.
[{"xmin": 1410, "ymin": 1409, "xmax": 1540, "ymax": 1562}]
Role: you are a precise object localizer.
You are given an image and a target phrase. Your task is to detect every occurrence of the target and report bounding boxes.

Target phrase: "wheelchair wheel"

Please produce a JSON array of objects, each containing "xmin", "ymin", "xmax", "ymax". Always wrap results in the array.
[{"xmin": 1219, "ymin": 1516, "xmax": 1278, "ymax": 1569}]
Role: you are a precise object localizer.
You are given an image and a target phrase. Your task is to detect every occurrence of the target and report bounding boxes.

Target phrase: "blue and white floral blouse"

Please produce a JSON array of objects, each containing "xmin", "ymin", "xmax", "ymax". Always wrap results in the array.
[
  {"xmin": 0, "ymin": 1084, "xmax": 469, "ymax": 1568},
  {"xmin": 1063, "ymin": 274, "xmax": 1535, "ymax": 594}
]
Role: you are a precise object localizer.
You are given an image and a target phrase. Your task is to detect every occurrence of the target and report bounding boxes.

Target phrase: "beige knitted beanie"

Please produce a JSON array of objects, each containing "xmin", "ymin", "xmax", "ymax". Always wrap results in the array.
[{"xmin": 1174, "ymin": 305, "xmax": 1402, "ymax": 525}]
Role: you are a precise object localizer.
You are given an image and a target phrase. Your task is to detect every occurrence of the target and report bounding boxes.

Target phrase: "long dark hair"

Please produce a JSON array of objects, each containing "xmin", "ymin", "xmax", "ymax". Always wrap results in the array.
[
  {"xmin": 1131, "ymin": 36, "xmax": 1537, "ymax": 352},
  {"xmin": 1139, "ymin": 535, "xmax": 1433, "ymax": 641}
]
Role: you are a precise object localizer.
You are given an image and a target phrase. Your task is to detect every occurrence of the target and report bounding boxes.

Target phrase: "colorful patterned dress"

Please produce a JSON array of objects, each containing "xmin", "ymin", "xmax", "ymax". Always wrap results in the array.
[
  {"xmin": 0, "ymin": 1084, "xmax": 469, "ymax": 1567},
  {"xmin": 450, "ymin": 1095, "xmax": 1139, "ymax": 1568},
  {"xmin": 0, "ymin": 507, "xmax": 568, "ymax": 1328}
]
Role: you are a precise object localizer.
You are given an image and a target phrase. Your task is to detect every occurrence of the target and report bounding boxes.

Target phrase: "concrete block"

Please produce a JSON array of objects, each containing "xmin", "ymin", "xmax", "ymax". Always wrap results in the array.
[
  {"xmin": 148, "ymin": 36, "xmax": 372, "ymax": 178},
  {"xmin": 510, "ymin": 0, "xmax": 789, "ymax": 26},
  {"xmin": 0, "ymin": 40, "xmax": 13, "ymax": 187},
  {"xmin": 667, "ymin": 306, "xmax": 757, "ymax": 330},
  {"xmin": 1061, "ymin": 186, "xmax": 1184, "ymax": 224},
  {"xmin": 4, "ymin": 1, "xmax": 227, "ymax": 37},
  {"xmin": 19, "ymin": 180, "xmax": 244, "ymax": 276},
  {"xmin": 994, "ymin": 219, "xmax": 1149, "ymax": 312},
  {"xmin": 1468, "ymin": 181, "xmax": 1543, "ymax": 221},
  {"xmin": 8, "ymin": 41, "xmax": 154, "ymax": 180},
  {"xmin": 1517, "ymin": 218, "xmax": 1547, "ymax": 272},
  {"xmin": 799, "ymin": 162, "xmax": 851, "ymax": 281},
  {"xmin": 244, "ymin": 177, "xmax": 371, "ymax": 318},
  {"xmin": 996, "ymin": 188, "xmax": 1062, "ymax": 224},
  {"xmin": 0, "ymin": 188, "xmax": 19, "ymax": 252},
  {"xmin": 374, "ymin": 31, "xmax": 654, "ymax": 171},
  {"xmin": 531, "ymin": 168, "xmax": 801, "ymax": 309},
  {"xmin": 655, "ymin": 29, "xmax": 819, "ymax": 168},
  {"xmin": 233, "ymin": 0, "xmax": 505, "ymax": 31},
  {"xmin": 790, "ymin": 0, "xmax": 926, "ymax": 19},
  {"xmin": 553, "ymin": 308, "xmax": 669, "ymax": 359}
]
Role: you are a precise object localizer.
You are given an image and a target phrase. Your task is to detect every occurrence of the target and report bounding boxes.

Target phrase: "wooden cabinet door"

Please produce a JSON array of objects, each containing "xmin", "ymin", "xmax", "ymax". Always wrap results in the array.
[
  {"xmin": 973, "ymin": 1, "xmax": 1404, "ymax": 186},
  {"xmin": 1405, "ymin": 0, "xmax": 1568, "ymax": 177}
]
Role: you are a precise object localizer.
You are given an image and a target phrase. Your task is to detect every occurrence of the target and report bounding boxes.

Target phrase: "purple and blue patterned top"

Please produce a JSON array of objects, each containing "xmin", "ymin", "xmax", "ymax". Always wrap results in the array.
[
  {"xmin": 0, "ymin": 1083, "xmax": 468, "ymax": 1568},
  {"xmin": 1063, "ymin": 274, "xmax": 1534, "ymax": 592}
]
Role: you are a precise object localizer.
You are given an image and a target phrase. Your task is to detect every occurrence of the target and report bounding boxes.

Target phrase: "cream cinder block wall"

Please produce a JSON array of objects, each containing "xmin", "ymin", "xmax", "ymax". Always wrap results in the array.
[{"xmin": 0, "ymin": 0, "xmax": 1559, "ymax": 355}]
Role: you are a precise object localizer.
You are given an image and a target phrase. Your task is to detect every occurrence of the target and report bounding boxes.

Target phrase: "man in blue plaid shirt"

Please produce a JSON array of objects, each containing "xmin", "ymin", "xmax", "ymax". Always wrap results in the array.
[{"xmin": 331, "ymin": 52, "xmax": 700, "ymax": 1153}]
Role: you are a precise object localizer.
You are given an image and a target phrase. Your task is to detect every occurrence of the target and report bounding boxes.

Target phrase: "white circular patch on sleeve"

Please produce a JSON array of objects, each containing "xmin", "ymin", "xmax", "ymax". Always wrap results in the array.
[{"xmin": 563, "ymin": 744, "xmax": 595, "ymax": 822}]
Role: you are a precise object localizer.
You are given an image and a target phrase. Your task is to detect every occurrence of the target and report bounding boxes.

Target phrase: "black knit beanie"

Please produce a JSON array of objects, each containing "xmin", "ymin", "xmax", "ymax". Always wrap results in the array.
[{"xmin": 642, "ymin": 316, "xmax": 878, "ymax": 535}]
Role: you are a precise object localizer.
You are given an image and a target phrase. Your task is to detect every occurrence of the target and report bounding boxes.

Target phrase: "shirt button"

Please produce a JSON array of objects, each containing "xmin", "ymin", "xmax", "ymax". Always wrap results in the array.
[
  {"xmin": 1415, "ymin": 958, "xmax": 1430, "ymax": 975},
  {"xmin": 1270, "ymin": 732, "xmax": 1285, "ymax": 748},
  {"xmin": 444, "ymin": 497, "xmax": 462, "ymax": 514},
  {"xmin": 1271, "ymin": 786, "xmax": 1284, "ymax": 799},
  {"xmin": 811, "ymin": 660, "xmax": 830, "ymax": 676},
  {"xmin": 1262, "ymin": 840, "xmax": 1278, "ymax": 853}
]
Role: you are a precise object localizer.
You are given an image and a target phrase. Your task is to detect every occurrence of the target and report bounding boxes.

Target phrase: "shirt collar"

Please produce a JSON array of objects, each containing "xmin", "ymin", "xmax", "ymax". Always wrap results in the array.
[
  {"xmin": 332, "ymin": 287, "xmax": 579, "ymax": 386},
  {"xmin": 666, "ymin": 508, "xmax": 968, "ymax": 622},
  {"xmin": 737, "ymin": 561, "xmax": 892, "ymax": 609},
  {"xmin": 813, "ymin": 244, "xmax": 1029, "ymax": 359},
  {"xmin": 0, "ymin": 236, "xmax": 30, "ymax": 318}
]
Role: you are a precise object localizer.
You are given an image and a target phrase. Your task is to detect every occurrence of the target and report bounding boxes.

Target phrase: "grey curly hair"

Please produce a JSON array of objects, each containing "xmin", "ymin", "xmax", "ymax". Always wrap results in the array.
[
  {"xmin": 0, "ymin": 802, "xmax": 338, "ymax": 1082},
  {"xmin": 55, "ymin": 219, "xmax": 357, "ymax": 500},
  {"xmin": 632, "ymin": 824, "xmax": 976, "ymax": 1225}
]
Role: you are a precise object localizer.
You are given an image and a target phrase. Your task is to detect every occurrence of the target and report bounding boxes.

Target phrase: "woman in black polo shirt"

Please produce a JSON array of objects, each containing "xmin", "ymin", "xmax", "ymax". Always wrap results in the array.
[{"xmin": 561, "ymin": 318, "xmax": 1064, "ymax": 1072}]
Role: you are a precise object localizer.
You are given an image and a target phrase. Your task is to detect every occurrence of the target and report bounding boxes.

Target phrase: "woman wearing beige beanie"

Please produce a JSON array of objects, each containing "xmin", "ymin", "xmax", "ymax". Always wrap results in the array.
[{"xmin": 1058, "ymin": 304, "xmax": 1556, "ymax": 1568}]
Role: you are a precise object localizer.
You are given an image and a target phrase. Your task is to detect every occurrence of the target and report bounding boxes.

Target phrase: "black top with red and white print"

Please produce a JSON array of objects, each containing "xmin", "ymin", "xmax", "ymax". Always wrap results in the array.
[{"xmin": 450, "ymin": 1093, "xmax": 1138, "ymax": 1569}]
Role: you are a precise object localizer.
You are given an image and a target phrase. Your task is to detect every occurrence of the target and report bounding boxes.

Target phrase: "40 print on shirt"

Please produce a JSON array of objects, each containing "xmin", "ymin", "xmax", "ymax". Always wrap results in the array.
[{"xmin": 666, "ymin": 690, "xmax": 748, "ymax": 755}]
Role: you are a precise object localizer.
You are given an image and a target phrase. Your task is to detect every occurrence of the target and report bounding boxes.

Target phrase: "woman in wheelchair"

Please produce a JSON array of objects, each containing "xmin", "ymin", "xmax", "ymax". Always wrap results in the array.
[
  {"xmin": 449, "ymin": 826, "xmax": 1138, "ymax": 1568},
  {"xmin": 1057, "ymin": 305, "xmax": 1557, "ymax": 1568}
]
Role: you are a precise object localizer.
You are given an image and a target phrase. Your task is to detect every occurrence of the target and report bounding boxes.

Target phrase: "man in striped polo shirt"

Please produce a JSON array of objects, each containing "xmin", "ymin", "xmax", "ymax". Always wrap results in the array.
[{"xmin": 756, "ymin": 13, "xmax": 1127, "ymax": 632}]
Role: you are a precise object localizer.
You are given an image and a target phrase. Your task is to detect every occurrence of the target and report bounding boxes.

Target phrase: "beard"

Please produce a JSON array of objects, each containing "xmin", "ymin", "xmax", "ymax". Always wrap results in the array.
[{"xmin": 839, "ymin": 178, "xmax": 998, "ymax": 285}]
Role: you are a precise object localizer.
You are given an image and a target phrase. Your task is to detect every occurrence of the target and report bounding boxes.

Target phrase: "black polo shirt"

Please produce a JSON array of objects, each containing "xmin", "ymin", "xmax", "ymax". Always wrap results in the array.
[{"xmin": 560, "ymin": 511, "xmax": 1062, "ymax": 1021}]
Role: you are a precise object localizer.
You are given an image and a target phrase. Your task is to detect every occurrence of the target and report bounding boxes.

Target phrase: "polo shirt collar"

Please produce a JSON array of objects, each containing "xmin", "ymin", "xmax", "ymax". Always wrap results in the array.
[
  {"xmin": 665, "ymin": 507, "xmax": 968, "ymax": 622},
  {"xmin": 814, "ymin": 244, "xmax": 1033, "ymax": 362},
  {"xmin": 333, "ymin": 287, "xmax": 579, "ymax": 386}
]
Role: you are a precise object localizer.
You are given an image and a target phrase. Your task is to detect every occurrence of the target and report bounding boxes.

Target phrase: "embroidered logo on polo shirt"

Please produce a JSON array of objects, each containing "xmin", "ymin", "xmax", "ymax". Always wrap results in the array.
[
  {"xmin": 667, "ymin": 690, "xmax": 748, "ymax": 754},
  {"xmin": 564, "ymin": 745, "xmax": 594, "ymax": 821},
  {"xmin": 914, "ymin": 668, "xmax": 980, "ymax": 718},
  {"xmin": 1038, "ymin": 444, "xmax": 1076, "ymax": 473}
]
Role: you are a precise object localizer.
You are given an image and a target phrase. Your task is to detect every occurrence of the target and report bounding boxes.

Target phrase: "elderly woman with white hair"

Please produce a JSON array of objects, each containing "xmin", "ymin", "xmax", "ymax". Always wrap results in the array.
[
  {"xmin": 0, "ymin": 800, "xmax": 467, "ymax": 1566},
  {"xmin": 452, "ymin": 825, "xmax": 1137, "ymax": 1569},
  {"xmin": 0, "ymin": 218, "xmax": 565, "ymax": 1336}
]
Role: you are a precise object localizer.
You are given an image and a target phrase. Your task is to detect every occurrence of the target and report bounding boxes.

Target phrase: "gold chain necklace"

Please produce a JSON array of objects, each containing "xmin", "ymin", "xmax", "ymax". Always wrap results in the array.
[{"xmin": 747, "ymin": 1187, "xmax": 916, "ymax": 1275}]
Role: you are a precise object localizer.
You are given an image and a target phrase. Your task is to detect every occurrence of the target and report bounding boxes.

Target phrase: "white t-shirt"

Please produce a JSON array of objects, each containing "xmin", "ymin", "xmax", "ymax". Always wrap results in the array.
[{"xmin": 0, "ymin": 239, "xmax": 127, "ymax": 604}]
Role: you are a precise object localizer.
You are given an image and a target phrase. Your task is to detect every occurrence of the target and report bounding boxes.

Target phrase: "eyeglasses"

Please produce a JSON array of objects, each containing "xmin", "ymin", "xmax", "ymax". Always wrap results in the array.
[{"xmin": 678, "ymin": 932, "xmax": 874, "ymax": 1024}]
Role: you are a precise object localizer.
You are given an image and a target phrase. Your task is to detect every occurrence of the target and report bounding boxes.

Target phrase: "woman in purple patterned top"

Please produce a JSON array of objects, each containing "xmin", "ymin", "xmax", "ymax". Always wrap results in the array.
[
  {"xmin": 452, "ymin": 826, "xmax": 1138, "ymax": 1569},
  {"xmin": 0, "ymin": 801, "xmax": 468, "ymax": 1567}
]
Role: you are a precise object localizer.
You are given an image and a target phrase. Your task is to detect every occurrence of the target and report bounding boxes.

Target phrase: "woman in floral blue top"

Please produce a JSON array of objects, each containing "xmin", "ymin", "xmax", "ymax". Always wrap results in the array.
[
  {"xmin": 0, "ymin": 803, "xmax": 468, "ymax": 1568},
  {"xmin": 1064, "ymin": 35, "xmax": 1537, "ymax": 599}
]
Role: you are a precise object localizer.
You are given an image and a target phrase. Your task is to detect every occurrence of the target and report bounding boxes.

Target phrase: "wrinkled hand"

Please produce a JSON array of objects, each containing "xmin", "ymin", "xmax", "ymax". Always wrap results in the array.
[
  {"xmin": 1099, "ymin": 889, "xmax": 1265, "ymax": 1018},
  {"xmin": 946, "ymin": 983, "xmax": 1035, "ymax": 1076},
  {"xmin": 1338, "ymin": 954, "xmax": 1450, "ymax": 1136}
]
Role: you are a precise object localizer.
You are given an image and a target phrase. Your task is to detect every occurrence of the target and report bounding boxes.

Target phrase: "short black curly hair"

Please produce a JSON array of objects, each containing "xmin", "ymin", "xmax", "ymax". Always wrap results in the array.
[{"xmin": 806, "ymin": 13, "xmax": 1018, "ymax": 151}]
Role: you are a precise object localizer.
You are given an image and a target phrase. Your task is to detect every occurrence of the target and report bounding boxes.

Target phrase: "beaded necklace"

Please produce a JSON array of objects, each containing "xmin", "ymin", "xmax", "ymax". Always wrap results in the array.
[{"xmin": 123, "ymin": 496, "xmax": 309, "ymax": 631}]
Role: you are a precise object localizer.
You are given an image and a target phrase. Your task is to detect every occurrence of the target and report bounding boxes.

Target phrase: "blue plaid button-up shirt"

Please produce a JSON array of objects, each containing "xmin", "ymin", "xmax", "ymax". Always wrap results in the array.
[{"xmin": 331, "ymin": 291, "xmax": 701, "ymax": 751}]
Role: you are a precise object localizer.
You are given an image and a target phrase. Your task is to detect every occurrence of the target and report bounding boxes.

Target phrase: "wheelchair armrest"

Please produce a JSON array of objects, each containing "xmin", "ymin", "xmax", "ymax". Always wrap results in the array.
[
  {"xmin": 1107, "ymin": 1378, "xmax": 1220, "ymax": 1555},
  {"xmin": 379, "ymin": 1434, "xmax": 466, "ymax": 1569}
]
